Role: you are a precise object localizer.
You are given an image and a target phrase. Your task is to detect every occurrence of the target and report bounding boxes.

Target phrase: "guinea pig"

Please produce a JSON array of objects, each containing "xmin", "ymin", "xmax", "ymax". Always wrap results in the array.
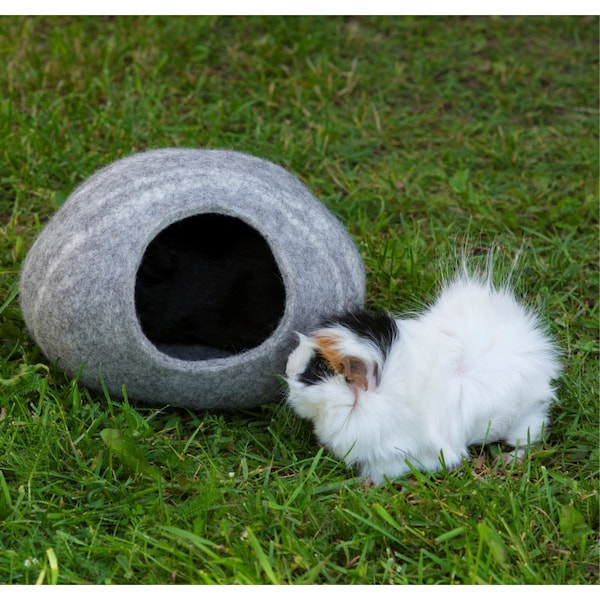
[{"xmin": 285, "ymin": 267, "xmax": 561, "ymax": 484}]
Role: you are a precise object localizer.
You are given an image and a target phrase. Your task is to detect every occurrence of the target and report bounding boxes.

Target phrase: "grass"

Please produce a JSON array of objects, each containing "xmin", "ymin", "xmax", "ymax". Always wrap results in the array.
[{"xmin": 0, "ymin": 15, "xmax": 598, "ymax": 584}]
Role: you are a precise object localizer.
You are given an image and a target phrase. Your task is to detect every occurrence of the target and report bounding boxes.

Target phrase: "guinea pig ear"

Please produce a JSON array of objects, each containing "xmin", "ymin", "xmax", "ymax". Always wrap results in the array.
[{"xmin": 340, "ymin": 356, "xmax": 380, "ymax": 392}]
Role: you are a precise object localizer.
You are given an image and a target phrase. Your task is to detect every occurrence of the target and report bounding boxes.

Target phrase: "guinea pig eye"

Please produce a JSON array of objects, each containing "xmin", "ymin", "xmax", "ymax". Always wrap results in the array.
[
  {"xmin": 299, "ymin": 353, "xmax": 336, "ymax": 385},
  {"xmin": 315, "ymin": 360, "xmax": 329, "ymax": 373}
]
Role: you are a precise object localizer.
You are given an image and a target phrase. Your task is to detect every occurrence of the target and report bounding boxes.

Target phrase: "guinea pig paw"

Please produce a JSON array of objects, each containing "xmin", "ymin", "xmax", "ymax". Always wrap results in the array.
[{"xmin": 492, "ymin": 451, "xmax": 524, "ymax": 468}]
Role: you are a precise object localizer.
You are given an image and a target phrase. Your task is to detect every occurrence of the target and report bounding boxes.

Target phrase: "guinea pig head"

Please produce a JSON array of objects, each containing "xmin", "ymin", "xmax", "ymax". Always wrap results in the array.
[{"xmin": 285, "ymin": 310, "xmax": 398, "ymax": 419}]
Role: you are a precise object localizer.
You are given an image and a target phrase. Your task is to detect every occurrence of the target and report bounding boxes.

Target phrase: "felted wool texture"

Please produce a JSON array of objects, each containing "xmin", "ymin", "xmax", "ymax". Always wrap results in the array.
[{"xmin": 20, "ymin": 149, "xmax": 366, "ymax": 409}]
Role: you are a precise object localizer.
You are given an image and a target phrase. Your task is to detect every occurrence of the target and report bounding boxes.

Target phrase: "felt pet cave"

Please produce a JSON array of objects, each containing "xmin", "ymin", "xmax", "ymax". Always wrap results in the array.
[{"xmin": 20, "ymin": 149, "xmax": 366, "ymax": 409}]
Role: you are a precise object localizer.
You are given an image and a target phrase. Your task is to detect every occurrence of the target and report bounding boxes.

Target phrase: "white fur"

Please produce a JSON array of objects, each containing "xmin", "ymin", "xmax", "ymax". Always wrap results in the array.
[{"xmin": 285, "ymin": 271, "xmax": 561, "ymax": 484}]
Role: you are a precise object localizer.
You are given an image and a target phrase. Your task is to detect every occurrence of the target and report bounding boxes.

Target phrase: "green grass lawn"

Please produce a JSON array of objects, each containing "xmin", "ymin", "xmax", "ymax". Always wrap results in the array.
[{"xmin": 0, "ymin": 15, "xmax": 598, "ymax": 584}]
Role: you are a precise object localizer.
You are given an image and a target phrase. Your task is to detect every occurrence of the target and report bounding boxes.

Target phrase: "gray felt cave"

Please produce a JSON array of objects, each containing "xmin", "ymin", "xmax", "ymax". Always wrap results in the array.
[{"xmin": 20, "ymin": 149, "xmax": 366, "ymax": 410}]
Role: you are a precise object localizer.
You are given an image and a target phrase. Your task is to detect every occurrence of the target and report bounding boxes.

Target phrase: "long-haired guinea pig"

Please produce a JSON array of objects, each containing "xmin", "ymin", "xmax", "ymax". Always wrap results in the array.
[{"xmin": 285, "ymin": 268, "xmax": 561, "ymax": 484}]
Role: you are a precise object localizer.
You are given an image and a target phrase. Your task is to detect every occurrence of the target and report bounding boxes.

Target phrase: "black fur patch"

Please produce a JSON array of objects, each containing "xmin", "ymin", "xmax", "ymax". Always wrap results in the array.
[
  {"xmin": 323, "ymin": 309, "xmax": 398, "ymax": 359},
  {"xmin": 299, "ymin": 352, "xmax": 337, "ymax": 386}
]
